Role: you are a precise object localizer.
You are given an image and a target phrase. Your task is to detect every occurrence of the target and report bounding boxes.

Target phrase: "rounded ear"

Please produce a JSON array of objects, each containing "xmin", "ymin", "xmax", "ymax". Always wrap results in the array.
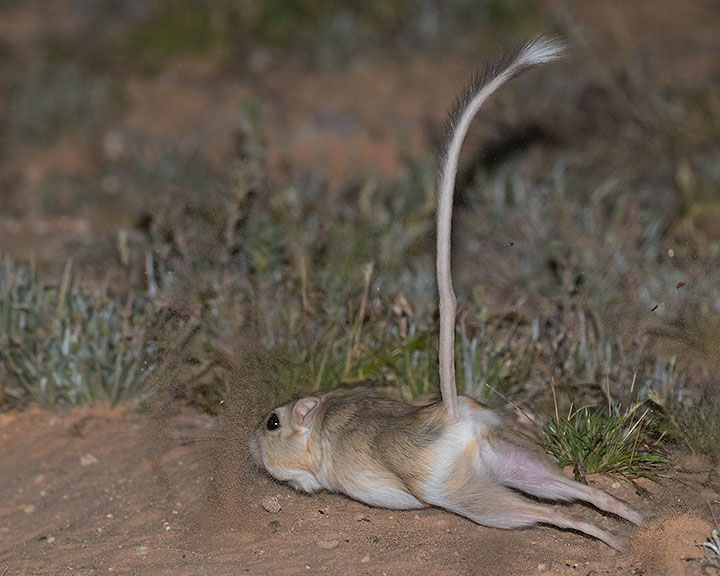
[{"xmin": 291, "ymin": 397, "xmax": 321, "ymax": 428}]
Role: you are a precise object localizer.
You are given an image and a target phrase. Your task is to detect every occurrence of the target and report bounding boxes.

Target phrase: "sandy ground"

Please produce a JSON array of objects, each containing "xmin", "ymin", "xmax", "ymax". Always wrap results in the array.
[
  {"xmin": 0, "ymin": 404, "xmax": 718, "ymax": 576},
  {"xmin": 2, "ymin": 2, "xmax": 720, "ymax": 575}
]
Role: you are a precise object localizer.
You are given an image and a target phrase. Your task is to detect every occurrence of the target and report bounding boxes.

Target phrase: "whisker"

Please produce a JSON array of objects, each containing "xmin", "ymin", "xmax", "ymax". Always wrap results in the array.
[{"xmin": 184, "ymin": 453, "xmax": 217, "ymax": 468}]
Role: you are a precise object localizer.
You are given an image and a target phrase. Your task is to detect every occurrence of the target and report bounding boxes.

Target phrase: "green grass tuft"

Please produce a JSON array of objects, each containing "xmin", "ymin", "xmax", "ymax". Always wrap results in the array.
[{"xmin": 542, "ymin": 402, "xmax": 665, "ymax": 481}]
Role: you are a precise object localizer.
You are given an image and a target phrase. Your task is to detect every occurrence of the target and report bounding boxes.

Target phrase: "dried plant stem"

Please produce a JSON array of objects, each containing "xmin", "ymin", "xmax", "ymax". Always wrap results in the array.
[{"xmin": 343, "ymin": 261, "xmax": 373, "ymax": 379}]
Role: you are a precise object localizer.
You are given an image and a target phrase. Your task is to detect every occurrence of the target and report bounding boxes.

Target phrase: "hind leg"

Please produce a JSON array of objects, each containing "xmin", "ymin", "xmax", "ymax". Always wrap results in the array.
[
  {"xmin": 421, "ymin": 442, "xmax": 623, "ymax": 549},
  {"xmin": 426, "ymin": 475, "xmax": 623, "ymax": 549},
  {"xmin": 486, "ymin": 439, "xmax": 643, "ymax": 526}
]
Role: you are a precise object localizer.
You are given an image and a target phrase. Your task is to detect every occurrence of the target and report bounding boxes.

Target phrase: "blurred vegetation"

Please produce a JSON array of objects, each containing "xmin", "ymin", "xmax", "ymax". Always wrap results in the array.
[
  {"xmin": 121, "ymin": 0, "xmax": 538, "ymax": 67},
  {"xmin": 2, "ymin": 98, "xmax": 718, "ymax": 464},
  {"xmin": 0, "ymin": 0, "xmax": 718, "ymax": 472},
  {"xmin": 665, "ymin": 392, "xmax": 720, "ymax": 465},
  {"xmin": 0, "ymin": 258, "xmax": 155, "ymax": 406},
  {"xmin": 10, "ymin": 61, "xmax": 120, "ymax": 145}
]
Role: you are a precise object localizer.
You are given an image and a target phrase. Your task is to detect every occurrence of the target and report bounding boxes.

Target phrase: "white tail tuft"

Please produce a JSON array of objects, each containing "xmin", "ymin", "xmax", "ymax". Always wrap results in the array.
[{"xmin": 516, "ymin": 36, "xmax": 567, "ymax": 66}]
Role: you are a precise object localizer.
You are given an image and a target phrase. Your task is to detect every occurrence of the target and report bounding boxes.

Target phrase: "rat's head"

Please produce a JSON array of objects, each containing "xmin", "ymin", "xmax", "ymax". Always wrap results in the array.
[{"xmin": 249, "ymin": 396, "xmax": 324, "ymax": 493}]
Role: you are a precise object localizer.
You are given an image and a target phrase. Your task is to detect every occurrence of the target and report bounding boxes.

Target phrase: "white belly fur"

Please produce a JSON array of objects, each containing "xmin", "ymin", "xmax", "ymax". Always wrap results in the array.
[
  {"xmin": 346, "ymin": 482, "xmax": 425, "ymax": 509},
  {"xmin": 419, "ymin": 398, "xmax": 496, "ymax": 506}
]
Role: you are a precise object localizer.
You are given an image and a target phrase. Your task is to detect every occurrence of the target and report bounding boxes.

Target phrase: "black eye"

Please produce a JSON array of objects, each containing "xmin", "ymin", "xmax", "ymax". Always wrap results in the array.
[{"xmin": 266, "ymin": 412, "xmax": 280, "ymax": 431}]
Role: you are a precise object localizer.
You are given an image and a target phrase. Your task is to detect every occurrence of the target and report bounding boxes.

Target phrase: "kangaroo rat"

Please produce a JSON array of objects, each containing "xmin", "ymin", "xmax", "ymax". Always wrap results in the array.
[{"xmin": 250, "ymin": 38, "xmax": 642, "ymax": 549}]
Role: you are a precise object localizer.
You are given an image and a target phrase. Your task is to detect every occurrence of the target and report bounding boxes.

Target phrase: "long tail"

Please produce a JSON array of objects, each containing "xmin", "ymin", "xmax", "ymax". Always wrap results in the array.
[{"xmin": 436, "ymin": 37, "xmax": 566, "ymax": 420}]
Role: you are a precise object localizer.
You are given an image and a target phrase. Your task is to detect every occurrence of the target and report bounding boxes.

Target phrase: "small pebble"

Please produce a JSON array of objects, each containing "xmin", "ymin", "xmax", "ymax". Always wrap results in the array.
[
  {"xmin": 316, "ymin": 539, "xmax": 340, "ymax": 550},
  {"xmin": 261, "ymin": 496, "xmax": 281, "ymax": 514},
  {"xmin": 47, "ymin": 536, "xmax": 55, "ymax": 544},
  {"xmin": 538, "ymin": 563, "xmax": 550, "ymax": 571},
  {"xmin": 80, "ymin": 453, "xmax": 99, "ymax": 466},
  {"xmin": 23, "ymin": 505, "xmax": 36, "ymax": 514}
]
